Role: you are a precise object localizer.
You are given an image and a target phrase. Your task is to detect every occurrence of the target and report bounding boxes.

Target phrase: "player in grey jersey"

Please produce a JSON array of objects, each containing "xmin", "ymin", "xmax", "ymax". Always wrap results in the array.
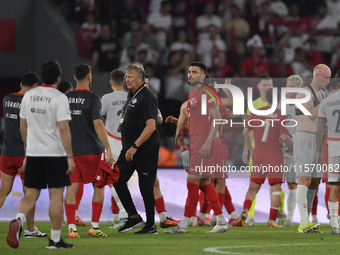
[
  {"xmin": 316, "ymin": 70, "xmax": 340, "ymax": 234},
  {"xmin": 282, "ymin": 75, "xmax": 303, "ymax": 227}
]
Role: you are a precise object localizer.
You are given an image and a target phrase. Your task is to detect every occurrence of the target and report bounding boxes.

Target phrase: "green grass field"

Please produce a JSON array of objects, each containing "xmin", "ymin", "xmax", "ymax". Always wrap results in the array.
[{"xmin": 0, "ymin": 222, "xmax": 339, "ymax": 255}]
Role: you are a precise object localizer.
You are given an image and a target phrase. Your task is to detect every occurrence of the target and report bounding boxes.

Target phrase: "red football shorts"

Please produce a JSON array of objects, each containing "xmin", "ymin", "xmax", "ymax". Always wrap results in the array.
[
  {"xmin": 251, "ymin": 156, "xmax": 284, "ymax": 185},
  {"xmin": 0, "ymin": 155, "xmax": 25, "ymax": 180},
  {"xmin": 189, "ymin": 139, "xmax": 228, "ymax": 178},
  {"xmin": 70, "ymin": 154, "xmax": 101, "ymax": 184}
]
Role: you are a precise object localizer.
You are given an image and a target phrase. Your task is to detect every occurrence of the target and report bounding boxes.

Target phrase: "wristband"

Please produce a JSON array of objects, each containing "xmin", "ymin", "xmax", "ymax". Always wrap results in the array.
[
  {"xmin": 67, "ymin": 155, "xmax": 73, "ymax": 158},
  {"xmin": 132, "ymin": 143, "xmax": 139, "ymax": 149}
]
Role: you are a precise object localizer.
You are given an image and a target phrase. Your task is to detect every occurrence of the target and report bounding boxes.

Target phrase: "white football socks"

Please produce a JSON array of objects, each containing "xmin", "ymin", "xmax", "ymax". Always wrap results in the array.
[
  {"xmin": 287, "ymin": 189, "xmax": 297, "ymax": 221},
  {"xmin": 179, "ymin": 217, "xmax": 190, "ymax": 228},
  {"xmin": 158, "ymin": 211, "xmax": 167, "ymax": 222},
  {"xmin": 296, "ymin": 185, "xmax": 309, "ymax": 227},
  {"xmin": 306, "ymin": 188, "xmax": 316, "ymax": 216},
  {"xmin": 51, "ymin": 229, "xmax": 61, "ymax": 243},
  {"xmin": 328, "ymin": 201, "xmax": 339, "ymax": 229}
]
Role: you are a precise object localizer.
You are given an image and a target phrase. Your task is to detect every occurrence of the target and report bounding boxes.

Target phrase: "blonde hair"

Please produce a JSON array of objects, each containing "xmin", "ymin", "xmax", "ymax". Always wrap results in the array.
[
  {"xmin": 287, "ymin": 75, "xmax": 303, "ymax": 87},
  {"xmin": 126, "ymin": 63, "xmax": 145, "ymax": 81}
]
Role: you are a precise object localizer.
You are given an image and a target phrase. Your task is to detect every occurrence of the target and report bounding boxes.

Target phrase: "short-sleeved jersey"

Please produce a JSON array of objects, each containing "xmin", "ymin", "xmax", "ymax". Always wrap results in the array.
[
  {"xmin": 67, "ymin": 89, "xmax": 104, "ymax": 155},
  {"xmin": 188, "ymin": 85, "xmax": 217, "ymax": 147},
  {"xmin": 120, "ymin": 84, "xmax": 159, "ymax": 150},
  {"xmin": 2, "ymin": 93, "xmax": 24, "ymax": 156},
  {"xmin": 318, "ymin": 91, "xmax": 340, "ymax": 157},
  {"xmin": 245, "ymin": 106, "xmax": 289, "ymax": 158},
  {"xmin": 101, "ymin": 91, "xmax": 128, "ymax": 139},
  {"xmin": 20, "ymin": 85, "xmax": 71, "ymax": 157}
]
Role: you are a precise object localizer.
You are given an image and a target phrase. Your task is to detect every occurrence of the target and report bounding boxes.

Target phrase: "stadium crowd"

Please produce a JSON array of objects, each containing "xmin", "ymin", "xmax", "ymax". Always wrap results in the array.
[{"xmin": 2, "ymin": 0, "xmax": 340, "ymax": 250}]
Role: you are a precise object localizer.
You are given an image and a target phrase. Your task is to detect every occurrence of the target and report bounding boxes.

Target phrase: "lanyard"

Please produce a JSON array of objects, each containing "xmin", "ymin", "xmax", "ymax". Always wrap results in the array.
[{"xmin": 122, "ymin": 84, "xmax": 146, "ymax": 117}]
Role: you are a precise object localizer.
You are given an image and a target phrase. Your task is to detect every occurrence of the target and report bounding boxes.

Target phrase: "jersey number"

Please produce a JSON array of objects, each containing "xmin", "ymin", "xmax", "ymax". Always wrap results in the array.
[
  {"xmin": 333, "ymin": 109, "xmax": 340, "ymax": 133},
  {"xmin": 261, "ymin": 120, "xmax": 270, "ymax": 142}
]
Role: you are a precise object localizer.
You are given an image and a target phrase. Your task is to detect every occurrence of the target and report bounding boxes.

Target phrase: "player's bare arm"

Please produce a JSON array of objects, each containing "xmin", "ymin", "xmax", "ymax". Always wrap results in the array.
[
  {"xmin": 242, "ymin": 127, "xmax": 253, "ymax": 155},
  {"xmin": 280, "ymin": 134, "xmax": 293, "ymax": 155},
  {"xmin": 175, "ymin": 101, "xmax": 189, "ymax": 151},
  {"xmin": 125, "ymin": 118, "xmax": 156, "ymax": 162},
  {"xmin": 93, "ymin": 119, "xmax": 114, "ymax": 165},
  {"xmin": 200, "ymin": 105, "xmax": 221, "ymax": 158},
  {"xmin": 58, "ymin": 120, "xmax": 75, "ymax": 175},
  {"xmin": 296, "ymin": 89, "xmax": 319, "ymax": 121},
  {"xmin": 316, "ymin": 117, "xmax": 327, "ymax": 164}
]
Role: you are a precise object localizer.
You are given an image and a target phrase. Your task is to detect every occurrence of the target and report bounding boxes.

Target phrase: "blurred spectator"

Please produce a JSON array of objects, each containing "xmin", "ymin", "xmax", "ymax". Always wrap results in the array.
[
  {"xmin": 253, "ymin": 1, "xmax": 276, "ymax": 54},
  {"xmin": 196, "ymin": 3, "xmax": 222, "ymax": 41},
  {"xmin": 291, "ymin": 47, "xmax": 313, "ymax": 78},
  {"xmin": 119, "ymin": 31, "xmax": 159, "ymax": 69},
  {"xmin": 330, "ymin": 22, "xmax": 340, "ymax": 70},
  {"xmin": 172, "ymin": 1, "xmax": 191, "ymax": 39},
  {"xmin": 116, "ymin": 0, "xmax": 142, "ymax": 37},
  {"xmin": 141, "ymin": 23, "xmax": 159, "ymax": 51},
  {"xmin": 81, "ymin": 12, "xmax": 101, "ymax": 49},
  {"xmin": 326, "ymin": 0, "xmax": 340, "ymax": 23},
  {"xmin": 269, "ymin": 0, "xmax": 288, "ymax": 19},
  {"xmin": 110, "ymin": 19, "xmax": 118, "ymax": 39},
  {"xmin": 62, "ymin": 0, "xmax": 89, "ymax": 27},
  {"xmin": 162, "ymin": 51, "xmax": 190, "ymax": 133},
  {"xmin": 147, "ymin": 0, "xmax": 173, "ymax": 52},
  {"xmin": 119, "ymin": 45, "xmax": 135, "ymax": 69},
  {"xmin": 304, "ymin": 38, "xmax": 329, "ymax": 67},
  {"xmin": 240, "ymin": 35, "xmax": 269, "ymax": 77},
  {"xmin": 170, "ymin": 29, "xmax": 194, "ymax": 60},
  {"xmin": 91, "ymin": 24, "xmax": 121, "ymax": 73},
  {"xmin": 223, "ymin": 4, "xmax": 250, "ymax": 68},
  {"xmin": 145, "ymin": 63, "xmax": 161, "ymax": 98},
  {"xmin": 219, "ymin": 0, "xmax": 246, "ymax": 20},
  {"xmin": 215, "ymin": 52, "xmax": 238, "ymax": 78},
  {"xmin": 123, "ymin": 20, "xmax": 141, "ymax": 46},
  {"xmin": 269, "ymin": 49, "xmax": 294, "ymax": 77},
  {"xmin": 149, "ymin": 0, "xmax": 163, "ymax": 14},
  {"xmin": 311, "ymin": 3, "xmax": 337, "ymax": 63},
  {"xmin": 197, "ymin": 25, "xmax": 226, "ymax": 68}
]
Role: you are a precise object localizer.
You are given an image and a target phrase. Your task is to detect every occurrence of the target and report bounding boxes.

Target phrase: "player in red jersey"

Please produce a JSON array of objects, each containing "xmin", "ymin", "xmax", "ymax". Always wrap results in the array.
[
  {"xmin": 166, "ymin": 61, "xmax": 229, "ymax": 234},
  {"xmin": 237, "ymin": 88, "xmax": 293, "ymax": 227}
]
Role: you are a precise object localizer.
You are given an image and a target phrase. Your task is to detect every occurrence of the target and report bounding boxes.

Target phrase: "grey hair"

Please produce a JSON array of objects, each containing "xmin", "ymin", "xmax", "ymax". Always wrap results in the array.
[{"xmin": 126, "ymin": 63, "xmax": 145, "ymax": 81}]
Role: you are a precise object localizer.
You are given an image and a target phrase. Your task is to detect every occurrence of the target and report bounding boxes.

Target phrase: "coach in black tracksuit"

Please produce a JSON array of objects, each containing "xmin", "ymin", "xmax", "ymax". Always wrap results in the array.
[{"xmin": 113, "ymin": 63, "xmax": 160, "ymax": 234}]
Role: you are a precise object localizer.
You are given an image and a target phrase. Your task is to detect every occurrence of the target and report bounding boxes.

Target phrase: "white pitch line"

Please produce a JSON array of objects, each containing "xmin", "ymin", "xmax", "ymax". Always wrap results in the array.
[{"xmin": 204, "ymin": 242, "xmax": 340, "ymax": 255}]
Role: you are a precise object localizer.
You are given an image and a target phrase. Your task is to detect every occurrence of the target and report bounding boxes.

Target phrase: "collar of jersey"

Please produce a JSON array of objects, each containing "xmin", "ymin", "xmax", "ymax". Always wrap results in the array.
[
  {"xmin": 12, "ymin": 92, "xmax": 24, "ymax": 96},
  {"xmin": 73, "ymin": 89, "xmax": 92, "ymax": 92},
  {"xmin": 41, "ymin": 84, "xmax": 53, "ymax": 88}
]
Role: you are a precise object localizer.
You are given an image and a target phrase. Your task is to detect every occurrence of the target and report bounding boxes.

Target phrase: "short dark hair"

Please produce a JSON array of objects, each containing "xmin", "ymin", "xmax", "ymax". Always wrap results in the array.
[
  {"xmin": 22, "ymin": 71, "xmax": 39, "ymax": 87},
  {"xmin": 40, "ymin": 60, "xmax": 61, "ymax": 85},
  {"xmin": 110, "ymin": 69, "xmax": 125, "ymax": 85},
  {"xmin": 74, "ymin": 63, "xmax": 91, "ymax": 81},
  {"xmin": 266, "ymin": 88, "xmax": 280, "ymax": 105},
  {"xmin": 189, "ymin": 61, "xmax": 207, "ymax": 75},
  {"xmin": 230, "ymin": 4, "xmax": 240, "ymax": 10},
  {"xmin": 258, "ymin": 75, "xmax": 272, "ymax": 83},
  {"xmin": 57, "ymin": 80, "xmax": 73, "ymax": 94}
]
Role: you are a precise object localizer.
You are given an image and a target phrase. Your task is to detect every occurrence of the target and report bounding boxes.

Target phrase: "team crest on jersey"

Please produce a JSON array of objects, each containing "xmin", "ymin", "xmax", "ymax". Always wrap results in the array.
[
  {"xmin": 132, "ymin": 98, "xmax": 137, "ymax": 104},
  {"xmin": 190, "ymin": 98, "xmax": 197, "ymax": 105}
]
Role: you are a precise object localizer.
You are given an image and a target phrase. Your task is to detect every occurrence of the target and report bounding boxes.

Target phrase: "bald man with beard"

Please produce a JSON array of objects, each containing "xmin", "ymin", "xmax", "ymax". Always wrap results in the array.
[{"xmin": 294, "ymin": 64, "xmax": 331, "ymax": 233}]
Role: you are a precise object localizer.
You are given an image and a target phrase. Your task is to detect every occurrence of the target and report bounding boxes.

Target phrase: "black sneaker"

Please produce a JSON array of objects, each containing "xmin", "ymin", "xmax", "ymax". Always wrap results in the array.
[
  {"xmin": 7, "ymin": 218, "xmax": 22, "ymax": 248},
  {"xmin": 118, "ymin": 216, "xmax": 145, "ymax": 233},
  {"xmin": 46, "ymin": 238, "xmax": 74, "ymax": 249},
  {"xmin": 134, "ymin": 225, "xmax": 158, "ymax": 234}
]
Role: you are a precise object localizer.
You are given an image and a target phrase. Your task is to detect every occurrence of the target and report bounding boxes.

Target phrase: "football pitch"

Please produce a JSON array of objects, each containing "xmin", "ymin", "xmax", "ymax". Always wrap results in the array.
[{"xmin": 0, "ymin": 222, "xmax": 339, "ymax": 255}]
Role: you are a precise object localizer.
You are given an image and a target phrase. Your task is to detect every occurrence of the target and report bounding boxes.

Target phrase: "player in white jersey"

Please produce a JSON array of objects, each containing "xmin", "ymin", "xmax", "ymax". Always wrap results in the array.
[
  {"xmin": 7, "ymin": 60, "xmax": 74, "ymax": 249},
  {"xmin": 316, "ymin": 70, "xmax": 340, "ymax": 234},
  {"xmin": 282, "ymin": 75, "xmax": 303, "ymax": 227}
]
